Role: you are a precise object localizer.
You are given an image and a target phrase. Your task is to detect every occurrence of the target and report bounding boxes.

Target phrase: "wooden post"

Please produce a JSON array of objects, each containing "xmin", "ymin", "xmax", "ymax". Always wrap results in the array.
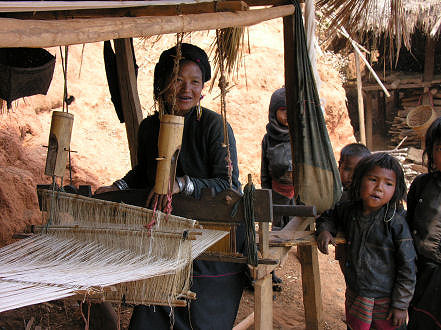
[
  {"xmin": 255, "ymin": 216, "xmax": 272, "ymax": 329},
  {"xmin": 254, "ymin": 273, "xmax": 273, "ymax": 330},
  {"xmin": 365, "ymin": 91, "xmax": 373, "ymax": 150},
  {"xmin": 284, "ymin": 11, "xmax": 323, "ymax": 330},
  {"xmin": 424, "ymin": 36, "xmax": 435, "ymax": 83},
  {"xmin": 298, "ymin": 244, "xmax": 323, "ymax": 330},
  {"xmin": 114, "ymin": 38, "xmax": 143, "ymax": 168},
  {"xmin": 355, "ymin": 51, "xmax": 366, "ymax": 145}
]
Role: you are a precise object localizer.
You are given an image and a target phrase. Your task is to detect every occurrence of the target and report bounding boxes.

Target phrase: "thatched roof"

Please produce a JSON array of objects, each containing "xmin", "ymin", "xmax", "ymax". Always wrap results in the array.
[{"xmin": 317, "ymin": 0, "xmax": 441, "ymax": 51}]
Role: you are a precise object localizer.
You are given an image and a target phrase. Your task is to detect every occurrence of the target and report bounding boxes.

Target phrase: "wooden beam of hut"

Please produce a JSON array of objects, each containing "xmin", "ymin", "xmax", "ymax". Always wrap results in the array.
[{"xmin": 0, "ymin": 5, "xmax": 294, "ymax": 48}]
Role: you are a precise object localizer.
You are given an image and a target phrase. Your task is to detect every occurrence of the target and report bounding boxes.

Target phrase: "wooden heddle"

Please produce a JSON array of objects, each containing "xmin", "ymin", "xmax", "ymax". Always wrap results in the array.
[{"xmin": 0, "ymin": 189, "xmax": 228, "ymax": 312}]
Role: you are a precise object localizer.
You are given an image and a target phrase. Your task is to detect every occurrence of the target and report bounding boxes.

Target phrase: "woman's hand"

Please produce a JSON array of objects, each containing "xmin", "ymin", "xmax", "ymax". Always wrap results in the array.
[
  {"xmin": 387, "ymin": 308, "xmax": 407, "ymax": 327},
  {"xmin": 145, "ymin": 179, "xmax": 181, "ymax": 211},
  {"xmin": 316, "ymin": 231, "xmax": 336, "ymax": 254},
  {"xmin": 95, "ymin": 185, "xmax": 118, "ymax": 195}
]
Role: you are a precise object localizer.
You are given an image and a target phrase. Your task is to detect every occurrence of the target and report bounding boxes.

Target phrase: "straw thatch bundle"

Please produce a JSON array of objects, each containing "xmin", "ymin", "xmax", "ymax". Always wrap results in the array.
[{"xmin": 317, "ymin": 0, "xmax": 441, "ymax": 52}]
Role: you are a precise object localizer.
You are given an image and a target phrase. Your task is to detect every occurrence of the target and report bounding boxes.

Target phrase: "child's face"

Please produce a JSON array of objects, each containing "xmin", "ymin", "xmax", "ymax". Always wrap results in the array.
[
  {"xmin": 360, "ymin": 166, "xmax": 396, "ymax": 215},
  {"xmin": 433, "ymin": 142, "xmax": 441, "ymax": 171},
  {"xmin": 339, "ymin": 155, "xmax": 363, "ymax": 190},
  {"xmin": 276, "ymin": 107, "xmax": 288, "ymax": 127}
]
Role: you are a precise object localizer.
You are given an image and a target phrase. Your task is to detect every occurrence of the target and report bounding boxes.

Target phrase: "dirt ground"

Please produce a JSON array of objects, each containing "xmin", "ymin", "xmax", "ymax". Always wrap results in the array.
[{"xmin": 0, "ymin": 18, "xmax": 353, "ymax": 329}]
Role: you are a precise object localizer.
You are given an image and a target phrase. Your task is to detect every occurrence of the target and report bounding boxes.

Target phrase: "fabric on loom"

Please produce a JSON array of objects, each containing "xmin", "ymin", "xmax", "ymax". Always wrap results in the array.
[{"xmin": 0, "ymin": 190, "xmax": 227, "ymax": 313}]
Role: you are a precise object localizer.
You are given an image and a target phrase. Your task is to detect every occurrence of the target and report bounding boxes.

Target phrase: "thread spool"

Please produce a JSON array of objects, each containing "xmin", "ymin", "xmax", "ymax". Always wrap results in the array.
[
  {"xmin": 154, "ymin": 114, "xmax": 184, "ymax": 195},
  {"xmin": 45, "ymin": 111, "xmax": 74, "ymax": 177}
]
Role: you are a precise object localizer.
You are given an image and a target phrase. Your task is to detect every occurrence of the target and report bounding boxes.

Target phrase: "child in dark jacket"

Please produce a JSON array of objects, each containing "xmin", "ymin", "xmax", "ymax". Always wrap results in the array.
[
  {"xmin": 407, "ymin": 117, "xmax": 441, "ymax": 330},
  {"xmin": 261, "ymin": 87, "xmax": 293, "ymax": 230},
  {"xmin": 316, "ymin": 152, "xmax": 416, "ymax": 330}
]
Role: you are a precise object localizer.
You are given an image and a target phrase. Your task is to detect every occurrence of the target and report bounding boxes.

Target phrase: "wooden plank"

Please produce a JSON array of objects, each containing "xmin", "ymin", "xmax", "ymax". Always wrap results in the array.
[
  {"xmin": 114, "ymin": 38, "xmax": 143, "ymax": 168},
  {"xmin": 259, "ymin": 222, "xmax": 270, "ymax": 258},
  {"xmin": 197, "ymin": 253, "xmax": 278, "ymax": 264},
  {"xmin": 0, "ymin": 1, "xmax": 248, "ymax": 19},
  {"xmin": 298, "ymin": 244, "xmax": 323, "ymax": 330},
  {"xmin": 0, "ymin": 5, "xmax": 295, "ymax": 48},
  {"xmin": 254, "ymin": 273, "xmax": 273, "ymax": 330},
  {"xmin": 233, "ymin": 312, "xmax": 254, "ymax": 330},
  {"xmin": 172, "ymin": 188, "xmax": 272, "ymax": 223},
  {"xmin": 0, "ymin": 0, "xmax": 215, "ymax": 12},
  {"xmin": 92, "ymin": 187, "xmax": 272, "ymax": 223}
]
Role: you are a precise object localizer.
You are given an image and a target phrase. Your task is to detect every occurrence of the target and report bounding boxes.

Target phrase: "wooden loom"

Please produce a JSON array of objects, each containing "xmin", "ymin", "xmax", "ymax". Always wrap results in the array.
[{"xmin": 0, "ymin": 112, "xmax": 228, "ymax": 312}]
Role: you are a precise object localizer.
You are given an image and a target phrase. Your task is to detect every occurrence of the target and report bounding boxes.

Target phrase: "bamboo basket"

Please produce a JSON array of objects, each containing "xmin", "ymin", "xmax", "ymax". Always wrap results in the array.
[{"xmin": 406, "ymin": 105, "xmax": 437, "ymax": 137}]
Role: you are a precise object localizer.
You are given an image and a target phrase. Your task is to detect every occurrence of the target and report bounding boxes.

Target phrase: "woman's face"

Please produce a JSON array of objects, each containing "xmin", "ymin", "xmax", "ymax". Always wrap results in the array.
[{"xmin": 165, "ymin": 60, "xmax": 204, "ymax": 114}]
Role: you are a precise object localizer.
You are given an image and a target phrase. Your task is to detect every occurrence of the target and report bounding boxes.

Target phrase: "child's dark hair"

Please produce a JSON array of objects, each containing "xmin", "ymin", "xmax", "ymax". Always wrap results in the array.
[
  {"xmin": 424, "ymin": 117, "xmax": 441, "ymax": 172},
  {"xmin": 339, "ymin": 143, "xmax": 371, "ymax": 166},
  {"xmin": 350, "ymin": 152, "xmax": 406, "ymax": 207}
]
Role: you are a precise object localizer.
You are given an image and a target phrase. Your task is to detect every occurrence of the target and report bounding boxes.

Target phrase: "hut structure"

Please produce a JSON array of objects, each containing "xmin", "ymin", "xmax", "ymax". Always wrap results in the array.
[
  {"xmin": 0, "ymin": 1, "xmax": 335, "ymax": 329},
  {"xmin": 318, "ymin": 0, "xmax": 441, "ymax": 152}
]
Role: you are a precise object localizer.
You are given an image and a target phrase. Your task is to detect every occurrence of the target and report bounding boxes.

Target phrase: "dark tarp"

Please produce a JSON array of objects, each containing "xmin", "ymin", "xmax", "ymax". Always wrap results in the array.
[{"xmin": 287, "ymin": 1, "xmax": 342, "ymax": 213}]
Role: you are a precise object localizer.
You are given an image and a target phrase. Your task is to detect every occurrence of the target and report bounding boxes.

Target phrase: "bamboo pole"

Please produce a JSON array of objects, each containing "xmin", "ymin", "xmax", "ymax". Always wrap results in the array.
[
  {"xmin": 0, "ymin": 5, "xmax": 294, "ymax": 48},
  {"xmin": 340, "ymin": 27, "xmax": 390, "ymax": 98},
  {"xmin": 44, "ymin": 111, "xmax": 74, "ymax": 177}
]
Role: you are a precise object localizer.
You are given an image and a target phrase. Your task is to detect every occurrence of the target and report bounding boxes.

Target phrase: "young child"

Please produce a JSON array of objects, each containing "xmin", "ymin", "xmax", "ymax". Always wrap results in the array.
[
  {"xmin": 316, "ymin": 152, "xmax": 416, "ymax": 330},
  {"xmin": 407, "ymin": 117, "xmax": 441, "ymax": 330},
  {"xmin": 335, "ymin": 143, "xmax": 371, "ymax": 267},
  {"xmin": 261, "ymin": 87, "xmax": 293, "ymax": 230},
  {"xmin": 338, "ymin": 143, "xmax": 371, "ymax": 202}
]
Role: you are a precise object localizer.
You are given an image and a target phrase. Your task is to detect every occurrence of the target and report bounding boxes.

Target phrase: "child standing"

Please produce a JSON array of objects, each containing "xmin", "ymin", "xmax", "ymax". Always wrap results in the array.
[
  {"xmin": 316, "ymin": 152, "xmax": 416, "ymax": 329},
  {"xmin": 261, "ymin": 87, "xmax": 293, "ymax": 230},
  {"xmin": 407, "ymin": 117, "xmax": 441, "ymax": 330},
  {"xmin": 335, "ymin": 143, "xmax": 371, "ymax": 268},
  {"xmin": 338, "ymin": 143, "xmax": 371, "ymax": 202}
]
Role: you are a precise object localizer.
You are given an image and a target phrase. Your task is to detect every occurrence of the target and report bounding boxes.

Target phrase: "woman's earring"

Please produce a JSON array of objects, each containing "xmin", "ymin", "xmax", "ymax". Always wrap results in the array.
[{"xmin": 197, "ymin": 97, "xmax": 202, "ymax": 120}]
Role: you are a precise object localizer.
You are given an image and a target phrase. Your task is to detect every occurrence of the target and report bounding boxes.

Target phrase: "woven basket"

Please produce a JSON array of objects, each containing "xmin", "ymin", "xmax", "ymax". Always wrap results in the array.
[
  {"xmin": 0, "ymin": 48, "xmax": 55, "ymax": 108},
  {"xmin": 406, "ymin": 105, "xmax": 437, "ymax": 137}
]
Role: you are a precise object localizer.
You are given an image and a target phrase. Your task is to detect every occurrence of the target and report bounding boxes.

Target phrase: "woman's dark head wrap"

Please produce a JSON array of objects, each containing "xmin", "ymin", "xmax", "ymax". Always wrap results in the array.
[
  {"xmin": 266, "ymin": 87, "xmax": 290, "ymax": 142},
  {"xmin": 153, "ymin": 43, "xmax": 211, "ymax": 100}
]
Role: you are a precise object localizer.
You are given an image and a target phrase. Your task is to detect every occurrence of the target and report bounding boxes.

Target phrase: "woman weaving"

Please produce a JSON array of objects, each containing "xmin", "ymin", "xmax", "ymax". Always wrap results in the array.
[{"xmin": 97, "ymin": 43, "xmax": 246, "ymax": 329}]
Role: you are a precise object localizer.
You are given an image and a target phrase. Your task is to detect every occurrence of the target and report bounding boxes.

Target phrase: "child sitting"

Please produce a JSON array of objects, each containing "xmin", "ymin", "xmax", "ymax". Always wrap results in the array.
[
  {"xmin": 407, "ymin": 117, "xmax": 441, "ymax": 330},
  {"xmin": 316, "ymin": 152, "xmax": 416, "ymax": 329},
  {"xmin": 338, "ymin": 143, "xmax": 371, "ymax": 202}
]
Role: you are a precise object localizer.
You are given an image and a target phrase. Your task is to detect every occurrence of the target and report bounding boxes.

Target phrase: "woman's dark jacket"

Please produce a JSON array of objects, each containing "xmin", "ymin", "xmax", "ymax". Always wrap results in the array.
[
  {"xmin": 122, "ymin": 106, "xmax": 240, "ymax": 197},
  {"xmin": 124, "ymin": 107, "xmax": 245, "ymax": 329},
  {"xmin": 406, "ymin": 171, "xmax": 441, "ymax": 263},
  {"xmin": 261, "ymin": 134, "xmax": 292, "ymax": 189},
  {"xmin": 316, "ymin": 200, "xmax": 417, "ymax": 309}
]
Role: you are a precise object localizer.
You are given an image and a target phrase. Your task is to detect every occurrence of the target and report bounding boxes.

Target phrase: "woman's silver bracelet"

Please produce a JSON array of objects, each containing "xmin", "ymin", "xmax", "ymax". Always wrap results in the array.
[
  {"xmin": 176, "ymin": 177, "xmax": 185, "ymax": 192},
  {"xmin": 183, "ymin": 175, "xmax": 194, "ymax": 196},
  {"xmin": 113, "ymin": 179, "xmax": 129, "ymax": 190}
]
